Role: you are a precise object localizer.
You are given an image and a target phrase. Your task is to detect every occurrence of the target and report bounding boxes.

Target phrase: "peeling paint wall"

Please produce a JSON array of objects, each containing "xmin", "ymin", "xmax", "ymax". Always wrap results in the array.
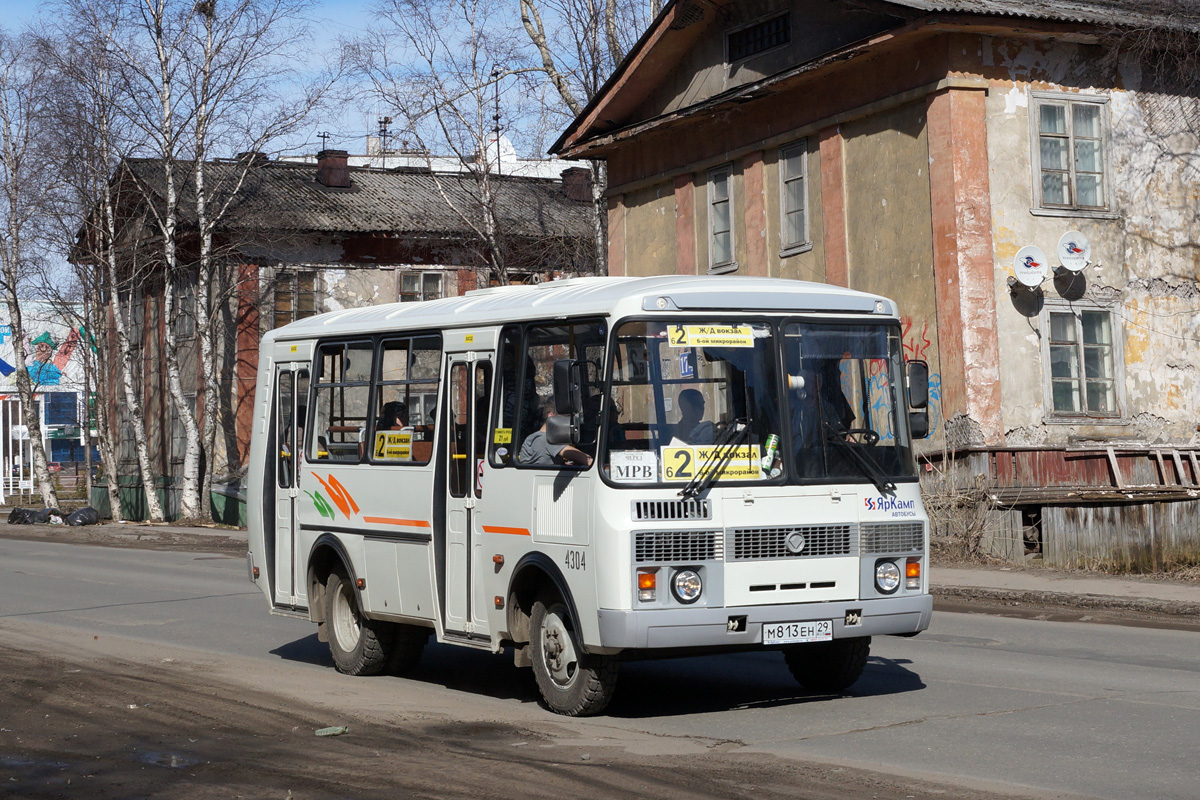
[
  {"xmin": 622, "ymin": 183, "xmax": 677, "ymax": 276},
  {"xmin": 984, "ymin": 36, "xmax": 1200, "ymax": 447},
  {"xmin": 843, "ymin": 101, "xmax": 942, "ymax": 442}
]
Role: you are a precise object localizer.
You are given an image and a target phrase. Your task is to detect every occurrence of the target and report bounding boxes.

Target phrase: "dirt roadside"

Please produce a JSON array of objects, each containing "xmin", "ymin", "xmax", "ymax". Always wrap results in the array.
[{"xmin": 0, "ymin": 633, "xmax": 1029, "ymax": 800}]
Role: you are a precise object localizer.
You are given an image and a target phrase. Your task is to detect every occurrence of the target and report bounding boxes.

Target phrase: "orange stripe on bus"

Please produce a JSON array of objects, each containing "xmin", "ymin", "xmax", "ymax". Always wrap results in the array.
[
  {"xmin": 482, "ymin": 526, "xmax": 531, "ymax": 536},
  {"xmin": 362, "ymin": 517, "xmax": 432, "ymax": 528}
]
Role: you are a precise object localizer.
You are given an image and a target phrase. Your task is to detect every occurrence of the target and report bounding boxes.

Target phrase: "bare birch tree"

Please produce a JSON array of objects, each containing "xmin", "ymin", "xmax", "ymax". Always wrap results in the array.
[
  {"xmin": 184, "ymin": 0, "xmax": 332, "ymax": 510},
  {"xmin": 0, "ymin": 30, "xmax": 62, "ymax": 510},
  {"xmin": 39, "ymin": 4, "xmax": 160, "ymax": 520},
  {"xmin": 518, "ymin": 0, "xmax": 654, "ymax": 274},
  {"xmin": 351, "ymin": 0, "xmax": 540, "ymax": 285}
]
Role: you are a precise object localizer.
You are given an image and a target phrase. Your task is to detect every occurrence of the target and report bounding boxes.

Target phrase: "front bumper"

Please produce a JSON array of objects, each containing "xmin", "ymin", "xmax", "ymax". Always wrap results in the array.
[{"xmin": 596, "ymin": 594, "xmax": 932, "ymax": 650}]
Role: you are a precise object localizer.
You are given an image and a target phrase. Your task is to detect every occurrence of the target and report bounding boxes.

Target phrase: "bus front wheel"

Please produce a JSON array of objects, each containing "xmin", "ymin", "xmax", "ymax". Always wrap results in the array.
[
  {"xmin": 530, "ymin": 592, "xmax": 617, "ymax": 716},
  {"xmin": 784, "ymin": 636, "xmax": 870, "ymax": 692},
  {"xmin": 325, "ymin": 568, "xmax": 392, "ymax": 676}
]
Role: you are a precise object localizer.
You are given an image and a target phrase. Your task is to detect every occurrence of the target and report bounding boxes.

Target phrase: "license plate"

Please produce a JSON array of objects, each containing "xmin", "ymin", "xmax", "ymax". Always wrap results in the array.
[{"xmin": 762, "ymin": 620, "xmax": 833, "ymax": 645}]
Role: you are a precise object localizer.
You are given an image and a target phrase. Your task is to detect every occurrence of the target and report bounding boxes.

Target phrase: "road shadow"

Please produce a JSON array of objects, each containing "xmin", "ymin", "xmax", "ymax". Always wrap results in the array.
[
  {"xmin": 604, "ymin": 651, "xmax": 925, "ymax": 719},
  {"xmin": 270, "ymin": 634, "xmax": 925, "ymax": 716}
]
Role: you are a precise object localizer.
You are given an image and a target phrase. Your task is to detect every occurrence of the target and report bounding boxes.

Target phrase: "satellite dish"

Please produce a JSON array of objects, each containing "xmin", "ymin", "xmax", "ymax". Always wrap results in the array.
[
  {"xmin": 1057, "ymin": 231, "xmax": 1090, "ymax": 273},
  {"xmin": 1013, "ymin": 245, "xmax": 1048, "ymax": 288}
]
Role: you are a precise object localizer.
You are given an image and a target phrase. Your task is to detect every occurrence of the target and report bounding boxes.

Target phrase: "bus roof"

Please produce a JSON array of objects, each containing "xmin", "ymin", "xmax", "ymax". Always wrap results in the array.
[{"xmin": 265, "ymin": 275, "xmax": 897, "ymax": 341}]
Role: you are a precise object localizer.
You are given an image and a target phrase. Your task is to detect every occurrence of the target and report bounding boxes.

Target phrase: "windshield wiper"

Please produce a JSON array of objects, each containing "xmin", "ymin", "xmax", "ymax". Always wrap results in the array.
[
  {"xmin": 821, "ymin": 422, "xmax": 895, "ymax": 495},
  {"xmin": 679, "ymin": 418, "xmax": 750, "ymax": 499}
]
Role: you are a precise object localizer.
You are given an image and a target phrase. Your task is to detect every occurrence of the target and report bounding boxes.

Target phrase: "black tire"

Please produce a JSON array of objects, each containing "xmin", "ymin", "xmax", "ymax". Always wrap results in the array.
[
  {"xmin": 325, "ymin": 568, "xmax": 392, "ymax": 676},
  {"xmin": 530, "ymin": 592, "xmax": 618, "ymax": 716},
  {"xmin": 784, "ymin": 636, "xmax": 870, "ymax": 692},
  {"xmin": 386, "ymin": 624, "xmax": 429, "ymax": 675}
]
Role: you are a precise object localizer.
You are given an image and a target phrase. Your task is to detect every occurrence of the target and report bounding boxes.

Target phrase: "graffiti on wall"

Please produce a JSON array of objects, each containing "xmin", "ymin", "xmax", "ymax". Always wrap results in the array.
[
  {"xmin": 852, "ymin": 316, "xmax": 943, "ymax": 441},
  {"xmin": 0, "ymin": 306, "xmax": 87, "ymax": 392}
]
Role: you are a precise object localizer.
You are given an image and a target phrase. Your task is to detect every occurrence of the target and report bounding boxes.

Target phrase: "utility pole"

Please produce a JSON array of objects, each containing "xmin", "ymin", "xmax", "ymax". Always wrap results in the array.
[{"xmin": 491, "ymin": 68, "xmax": 501, "ymax": 176}]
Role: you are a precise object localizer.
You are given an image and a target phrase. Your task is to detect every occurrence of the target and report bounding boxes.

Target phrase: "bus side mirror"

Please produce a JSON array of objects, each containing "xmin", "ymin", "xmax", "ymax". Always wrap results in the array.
[
  {"xmin": 552, "ymin": 359, "xmax": 583, "ymax": 415},
  {"xmin": 906, "ymin": 360, "xmax": 930, "ymax": 440},
  {"xmin": 906, "ymin": 360, "xmax": 928, "ymax": 409},
  {"xmin": 545, "ymin": 413, "xmax": 578, "ymax": 446}
]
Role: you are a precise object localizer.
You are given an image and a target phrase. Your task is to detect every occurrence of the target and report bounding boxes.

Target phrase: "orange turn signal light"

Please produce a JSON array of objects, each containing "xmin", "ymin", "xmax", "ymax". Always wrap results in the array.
[
  {"xmin": 905, "ymin": 558, "xmax": 921, "ymax": 590},
  {"xmin": 637, "ymin": 568, "xmax": 658, "ymax": 602},
  {"xmin": 356, "ymin": 577, "xmax": 366, "ymax": 589}
]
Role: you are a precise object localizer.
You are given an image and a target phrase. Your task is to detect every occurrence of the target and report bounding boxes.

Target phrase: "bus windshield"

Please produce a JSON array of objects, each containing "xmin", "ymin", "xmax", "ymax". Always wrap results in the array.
[{"xmin": 602, "ymin": 319, "xmax": 916, "ymax": 488}]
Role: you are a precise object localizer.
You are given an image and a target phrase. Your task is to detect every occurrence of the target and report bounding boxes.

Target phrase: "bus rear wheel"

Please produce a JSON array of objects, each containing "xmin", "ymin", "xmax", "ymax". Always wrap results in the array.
[
  {"xmin": 326, "ymin": 568, "xmax": 392, "ymax": 676},
  {"xmin": 530, "ymin": 592, "xmax": 617, "ymax": 716},
  {"xmin": 784, "ymin": 636, "xmax": 870, "ymax": 692}
]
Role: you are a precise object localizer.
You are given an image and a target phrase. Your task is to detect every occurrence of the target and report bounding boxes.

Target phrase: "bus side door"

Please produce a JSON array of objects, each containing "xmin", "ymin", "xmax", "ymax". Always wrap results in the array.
[
  {"xmin": 443, "ymin": 353, "xmax": 493, "ymax": 635},
  {"xmin": 272, "ymin": 364, "xmax": 308, "ymax": 607}
]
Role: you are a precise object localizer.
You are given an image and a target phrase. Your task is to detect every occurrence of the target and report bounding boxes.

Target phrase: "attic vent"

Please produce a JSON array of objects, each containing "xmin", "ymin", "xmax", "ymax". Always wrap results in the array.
[
  {"xmin": 727, "ymin": 13, "xmax": 790, "ymax": 62},
  {"xmin": 669, "ymin": 0, "xmax": 705, "ymax": 30}
]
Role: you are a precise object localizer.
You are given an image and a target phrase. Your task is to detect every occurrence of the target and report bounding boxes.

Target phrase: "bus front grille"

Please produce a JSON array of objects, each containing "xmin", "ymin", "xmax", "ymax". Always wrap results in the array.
[
  {"xmin": 634, "ymin": 530, "xmax": 723, "ymax": 563},
  {"xmin": 632, "ymin": 499, "xmax": 712, "ymax": 521},
  {"xmin": 860, "ymin": 522, "xmax": 924, "ymax": 554},
  {"xmin": 727, "ymin": 525, "xmax": 854, "ymax": 561}
]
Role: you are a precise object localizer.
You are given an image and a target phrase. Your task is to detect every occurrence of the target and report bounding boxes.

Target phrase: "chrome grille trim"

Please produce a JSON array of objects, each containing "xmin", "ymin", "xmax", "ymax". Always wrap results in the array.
[
  {"xmin": 632, "ymin": 498, "xmax": 712, "ymax": 521},
  {"xmin": 726, "ymin": 524, "xmax": 855, "ymax": 561},
  {"xmin": 634, "ymin": 530, "xmax": 723, "ymax": 563},
  {"xmin": 860, "ymin": 522, "xmax": 925, "ymax": 554}
]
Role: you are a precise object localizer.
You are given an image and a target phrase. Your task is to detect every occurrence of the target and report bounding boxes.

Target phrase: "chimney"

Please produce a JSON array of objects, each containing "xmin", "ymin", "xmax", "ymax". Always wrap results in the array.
[
  {"xmin": 561, "ymin": 167, "xmax": 592, "ymax": 202},
  {"xmin": 317, "ymin": 149, "xmax": 351, "ymax": 188}
]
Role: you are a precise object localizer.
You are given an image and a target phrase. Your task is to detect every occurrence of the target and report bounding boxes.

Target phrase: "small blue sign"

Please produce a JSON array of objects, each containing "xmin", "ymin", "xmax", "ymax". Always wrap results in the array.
[{"xmin": 679, "ymin": 351, "xmax": 694, "ymax": 378}]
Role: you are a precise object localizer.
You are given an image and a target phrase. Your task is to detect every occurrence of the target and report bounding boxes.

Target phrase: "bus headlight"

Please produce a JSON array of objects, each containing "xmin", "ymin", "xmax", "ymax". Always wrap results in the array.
[
  {"xmin": 672, "ymin": 569, "xmax": 702, "ymax": 604},
  {"xmin": 874, "ymin": 560, "xmax": 901, "ymax": 594}
]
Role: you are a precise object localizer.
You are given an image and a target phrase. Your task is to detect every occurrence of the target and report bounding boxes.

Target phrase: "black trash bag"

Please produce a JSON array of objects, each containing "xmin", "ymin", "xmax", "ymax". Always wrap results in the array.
[
  {"xmin": 7, "ymin": 507, "xmax": 33, "ymax": 524},
  {"xmin": 65, "ymin": 507, "xmax": 101, "ymax": 526},
  {"xmin": 31, "ymin": 507, "xmax": 62, "ymax": 524}
]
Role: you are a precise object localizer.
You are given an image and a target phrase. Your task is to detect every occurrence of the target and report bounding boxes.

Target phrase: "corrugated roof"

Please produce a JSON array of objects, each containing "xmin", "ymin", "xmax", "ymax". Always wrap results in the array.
[
  {"xmin": 884, "ymin": 0, "xmax": 1200, "ymax": 32},
  {"xmin": 121, "ymin": 158, "xmax": 592, "ymax": 239}
]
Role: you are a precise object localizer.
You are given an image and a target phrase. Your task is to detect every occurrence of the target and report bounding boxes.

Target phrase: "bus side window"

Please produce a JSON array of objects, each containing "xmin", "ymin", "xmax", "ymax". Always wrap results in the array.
[
  {"xmin": 511, "ymin": 320, "xmax": 607, "ymax": 467},
  {"xmin": 372, "ymin": 335, "xmax": 441, "ymax": 465},
  {"xmin": 310, "ymin": 340, "xmax": 373, "ymax": 463}
]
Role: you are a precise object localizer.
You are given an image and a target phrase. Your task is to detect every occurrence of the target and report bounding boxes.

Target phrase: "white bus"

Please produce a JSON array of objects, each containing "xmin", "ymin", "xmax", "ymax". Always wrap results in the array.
[{"xmin": 247, "ymin": 276, "xmax": 933, "ymax": 716}]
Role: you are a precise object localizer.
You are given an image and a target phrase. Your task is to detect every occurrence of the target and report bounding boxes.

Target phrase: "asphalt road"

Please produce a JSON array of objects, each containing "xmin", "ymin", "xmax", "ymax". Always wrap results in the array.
[{"xmin": 2, "ymin": 538, "xmax": 1198, "ymax": 799}]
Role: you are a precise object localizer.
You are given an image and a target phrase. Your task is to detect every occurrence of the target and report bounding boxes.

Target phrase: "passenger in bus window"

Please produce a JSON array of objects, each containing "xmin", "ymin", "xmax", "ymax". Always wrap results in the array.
[
  {"xmin": 377, "ymin": 400, "xmax": 410, "ymax": 431},
  {"xmin": 672, "ymin": 388, "xmax": 715, "ymax": 445},
  {"xmin": 518, "ymin": 398, "xmax": 592, "ymax": 467}
]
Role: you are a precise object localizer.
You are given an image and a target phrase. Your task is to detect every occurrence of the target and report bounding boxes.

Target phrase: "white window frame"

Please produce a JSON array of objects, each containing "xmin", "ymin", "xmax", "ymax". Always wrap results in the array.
[
  {"xmin": 778, "ymin": 140, "xmax": 811, "ymax": 257},
  {"xmin": 400, "ymin": 270, "xmax": 445, "ymax": 303},
  {"xmin": 707, "ymin": 164, "xmax": 737, "ymax": 274},
  {"xmin": 1029, "ymin": 91, "xmax": 1117, "ymax": 219},
  {"xmin": 1040, "ymin": 301, "xmax": 1126, "ymax": 423}
]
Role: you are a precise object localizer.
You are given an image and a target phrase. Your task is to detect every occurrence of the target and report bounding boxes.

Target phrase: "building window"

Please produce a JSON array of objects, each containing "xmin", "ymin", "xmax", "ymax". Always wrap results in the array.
[
  {"xmin": 1032, "ymin": 94, "xmax": 1108, "ymax": 211},
  {"xmin": 1044, "ymin": 306, "xmax": 1121, "ymax": 418},
  {"xmin": 273, "ymin": 270, "xmax": 318, "ymax": 327},
  {"xmin": 173, "ymin": 279, "xmax": 196, "ymax": 340},
  {"xmin": 727, "ymin": 13, "xmax": 790, "ymax": 62},
  {"xmin": 779, "ymin": 141, "xmax": 809, "ymax": 253},
  {"xmin": 400, "ymin": 271, "xmax": 444, "ymax": 302},
  {"xmin": 708, "ymin": 165, "xmax": 735, "ymax": 273}
]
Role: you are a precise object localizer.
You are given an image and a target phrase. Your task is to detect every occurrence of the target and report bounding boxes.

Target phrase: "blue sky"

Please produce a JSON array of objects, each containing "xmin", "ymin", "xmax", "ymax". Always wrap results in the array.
[{"xmin": 0, "ymin": 0, "xmax": 379, "ymax": 151}]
